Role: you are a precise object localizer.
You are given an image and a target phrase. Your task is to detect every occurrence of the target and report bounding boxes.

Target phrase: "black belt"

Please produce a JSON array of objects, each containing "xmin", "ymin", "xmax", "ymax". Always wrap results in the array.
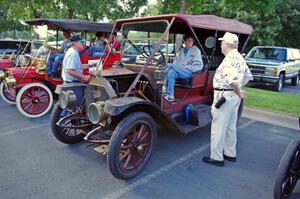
[
  {"xmin": 65, "ymin": 80, "xmax": 80, "ymax": 83},
  {"xmin": 214, "ymin": 88, "xmax": 234, "ymax": 91}
]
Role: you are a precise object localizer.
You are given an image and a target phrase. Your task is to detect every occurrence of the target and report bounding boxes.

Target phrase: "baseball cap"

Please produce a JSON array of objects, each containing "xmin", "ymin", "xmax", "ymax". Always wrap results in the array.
[
  {"xmin": 218, "ymin": 32, "xmax": 239, "ymax": 45},
  {"xmin": 70, "ymin": 35, "xmax": 87, "ymax": 43}
]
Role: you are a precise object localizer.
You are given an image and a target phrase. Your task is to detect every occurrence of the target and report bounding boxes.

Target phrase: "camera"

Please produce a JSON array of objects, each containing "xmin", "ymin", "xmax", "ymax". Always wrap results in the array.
[{"xmin": 215, "ymin": 96, "xmax": 226, "ymax": 109}]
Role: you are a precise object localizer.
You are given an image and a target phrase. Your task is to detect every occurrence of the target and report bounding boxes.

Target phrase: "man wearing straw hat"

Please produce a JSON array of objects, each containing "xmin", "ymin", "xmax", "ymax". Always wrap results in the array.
[{"xmin": 203, "ymin": 32, "xmax": 253, "ymax": 167}]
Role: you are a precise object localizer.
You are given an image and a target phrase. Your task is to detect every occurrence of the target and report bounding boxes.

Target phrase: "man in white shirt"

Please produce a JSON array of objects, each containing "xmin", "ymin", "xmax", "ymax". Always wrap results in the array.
[
  {"xmin": 203, "ymin": 32, "xmax": 253, "ymax": 167},
  {"xmin": 62, "ymin": 35, "xmax": 90, "ymax": 83}
]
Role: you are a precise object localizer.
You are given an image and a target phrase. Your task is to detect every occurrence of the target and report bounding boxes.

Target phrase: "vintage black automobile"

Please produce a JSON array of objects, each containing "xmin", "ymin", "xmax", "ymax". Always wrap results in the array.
[
  {"xmin": 51, "ymin": 14, "xmax": 253, "ymax": 179},
  {"xmin": 274, "ymin": 139, "xmax": 300, "ymax": 199}
]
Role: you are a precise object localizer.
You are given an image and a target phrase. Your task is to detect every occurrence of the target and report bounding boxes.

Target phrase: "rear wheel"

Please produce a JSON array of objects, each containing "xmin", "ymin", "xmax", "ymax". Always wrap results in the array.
[
  {"xmin": 273, "ymin": 140, "xmax": 300, "ymax": 199},
  {"xmin": 275, "ymin": 74, "xmax": 284, "ymax": 92},
  {"xmin": 50, "ymin": 102, "xmax": 85, "ymax": 144},
  {"xmin": 291, "ymin": 75, "xmax": 299, "ymax": 86},
  {"xmin": 107, "ymin": 112, "xmax": 157, "ymax": 179},
  {"xmin": 0, "ymin": 82, "xmax": 16, "ymax": 104},
  {"xmin": 16, "ymin": 83, "xmax": 53, "ymax": 118}
]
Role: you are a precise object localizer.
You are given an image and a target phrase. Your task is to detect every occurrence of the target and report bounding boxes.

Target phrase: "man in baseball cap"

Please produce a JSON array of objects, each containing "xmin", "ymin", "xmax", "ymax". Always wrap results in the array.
[
  {"xmin": 203, "ymin": 32, "xmax": 253, "ymax": 167},
  {"xmin": 61, "ymin": 35, "xmax": 90, "ymax": 84}
]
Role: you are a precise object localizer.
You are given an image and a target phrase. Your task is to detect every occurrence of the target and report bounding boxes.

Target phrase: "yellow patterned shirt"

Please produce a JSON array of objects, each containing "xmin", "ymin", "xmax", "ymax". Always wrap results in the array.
[{"xmin": 213, "ymin": 49, "xmax": 253, "ymax": 89}]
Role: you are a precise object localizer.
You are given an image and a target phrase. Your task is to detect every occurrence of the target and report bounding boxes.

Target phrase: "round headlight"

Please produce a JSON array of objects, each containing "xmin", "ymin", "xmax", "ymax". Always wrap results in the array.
[
  {"xmin": 87, "ymin": 101, "xmax": 105, "ymax": 124},
  {"xmin": 59, "ymin": 90, "xmax": 77, "ymax": 110}
]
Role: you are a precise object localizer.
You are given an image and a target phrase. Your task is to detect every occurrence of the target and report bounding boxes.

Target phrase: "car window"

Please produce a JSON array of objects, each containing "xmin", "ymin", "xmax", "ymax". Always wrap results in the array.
[{"xmin": 249, "ymin": 48, "xmax": 286, "ymax": 61}]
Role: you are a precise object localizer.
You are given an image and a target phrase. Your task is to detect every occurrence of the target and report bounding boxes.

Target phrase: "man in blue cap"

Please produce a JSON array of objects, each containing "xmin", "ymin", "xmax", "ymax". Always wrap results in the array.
[{"xmin": 62, "ymin": 35, "xmax": 90, "ymax": 83}]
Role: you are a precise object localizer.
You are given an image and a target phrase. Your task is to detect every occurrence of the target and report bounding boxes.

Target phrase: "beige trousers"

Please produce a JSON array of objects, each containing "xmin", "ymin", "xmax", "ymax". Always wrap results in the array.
[{"xmin": 210, "ymin": 90, "xmax": 241, "ymax": 161}]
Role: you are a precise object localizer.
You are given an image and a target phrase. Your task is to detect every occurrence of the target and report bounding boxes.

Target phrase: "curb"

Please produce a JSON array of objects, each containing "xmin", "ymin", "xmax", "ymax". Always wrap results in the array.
[{"xmin": 242, "ymin": 107, "xmax": 300, "ymax": 131}]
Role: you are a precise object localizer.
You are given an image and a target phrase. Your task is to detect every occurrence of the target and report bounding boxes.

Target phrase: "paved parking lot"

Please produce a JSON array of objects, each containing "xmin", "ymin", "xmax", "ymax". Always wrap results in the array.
[{"xmin": 0, "ymin": 99, "xmax": 300, "ymax": 199}]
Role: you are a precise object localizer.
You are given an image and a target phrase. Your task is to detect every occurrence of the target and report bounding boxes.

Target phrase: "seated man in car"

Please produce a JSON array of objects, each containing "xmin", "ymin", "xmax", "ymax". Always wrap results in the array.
[
  {"xmin": 47, "ymin": 31, "xmax": 71, "ymax": 77},
  {"xmin": 104, "ymin": 32, "xmax": 121, "ymax": 53},
  {"xmin": 162, "ymin": 35, "xmax": 204, "ymax": 102},
  {"xmin": 89, "ymin": 32, "xmax": 106, "ymax": 57}
]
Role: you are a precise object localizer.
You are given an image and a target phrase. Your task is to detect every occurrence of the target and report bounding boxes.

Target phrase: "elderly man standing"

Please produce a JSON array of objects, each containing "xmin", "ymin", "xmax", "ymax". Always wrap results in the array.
[
  {"xmin": 163, "ymin": 35, "xmax": 203, "ymax": 102},
  {"xmin": 203, "ymin": 32, "xmax": 253, "ymax": 167}
]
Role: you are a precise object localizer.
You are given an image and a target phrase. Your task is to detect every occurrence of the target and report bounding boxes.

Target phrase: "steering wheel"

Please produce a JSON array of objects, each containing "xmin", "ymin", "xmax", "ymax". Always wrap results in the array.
[{"xmin": 141, "ymin": 44, "xmax": 166, "ymax": 67}]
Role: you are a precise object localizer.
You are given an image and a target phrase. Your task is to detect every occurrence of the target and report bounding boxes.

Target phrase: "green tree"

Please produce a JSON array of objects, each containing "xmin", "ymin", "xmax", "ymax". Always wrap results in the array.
[{"xmin": 144, "ymin": 0, "xmax": 300, "ymax": 49}]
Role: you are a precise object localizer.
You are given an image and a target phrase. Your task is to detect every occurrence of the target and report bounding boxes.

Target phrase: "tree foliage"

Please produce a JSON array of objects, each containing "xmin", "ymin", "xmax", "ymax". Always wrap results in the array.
[
  {"xmin": 0, "ymin": 0, "xmax": 148, "ymax": 34},
  {"xmin": 145, "ymin": 0, "xmax": 300, "ymax": 49}
]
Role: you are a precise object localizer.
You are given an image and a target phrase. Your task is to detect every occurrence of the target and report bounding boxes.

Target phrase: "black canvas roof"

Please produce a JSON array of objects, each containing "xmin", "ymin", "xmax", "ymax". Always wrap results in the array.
[{"xmin": 25, "ymin": 18, "xmax": 114, "ymax": 33}]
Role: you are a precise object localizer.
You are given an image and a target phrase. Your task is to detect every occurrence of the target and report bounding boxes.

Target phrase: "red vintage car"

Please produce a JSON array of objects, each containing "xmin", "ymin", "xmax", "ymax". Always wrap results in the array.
[
  {"xmin": 0, "ymin": 18, "xmax": 121, "ymax": 118},
  {"xmin": 51, "ymin": 14, "xmax": 253, "ymax": 179}
]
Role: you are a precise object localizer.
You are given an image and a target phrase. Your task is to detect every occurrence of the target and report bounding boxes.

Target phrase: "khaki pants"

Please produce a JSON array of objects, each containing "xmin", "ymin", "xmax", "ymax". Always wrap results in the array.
[{"xmin": 210, "ymin": 90, "xmax": 241, "ymax": 161}]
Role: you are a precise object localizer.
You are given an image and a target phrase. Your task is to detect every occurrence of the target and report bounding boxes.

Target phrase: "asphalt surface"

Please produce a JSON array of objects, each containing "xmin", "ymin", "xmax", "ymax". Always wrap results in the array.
[
  {"xmin": 1, "ymin": 98, "xmax": 300, "ymax": 199},
  {"xmin": 247, "ymin": 79, "xmax": 300, "ymax": 95}
]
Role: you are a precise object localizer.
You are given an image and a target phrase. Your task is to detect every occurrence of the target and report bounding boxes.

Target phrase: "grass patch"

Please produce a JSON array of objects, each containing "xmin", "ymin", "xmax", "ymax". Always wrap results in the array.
[{"xmin": 244, "ymin": 87, "xmax": 300, "ymax": 117}]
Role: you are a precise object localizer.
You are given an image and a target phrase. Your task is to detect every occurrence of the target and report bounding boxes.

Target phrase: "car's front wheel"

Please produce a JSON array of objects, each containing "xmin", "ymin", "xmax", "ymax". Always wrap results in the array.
[
  {"xmin": 275, "ymin": 74, "xmax": 284, "ymax": 92},
  {"xmin": 51, "ymin": 102, "xmax": 86, "ymax": 144},
  {"xmin": 107, "ymin": 112, "xmax": 157, "ymax": 179},
  {"xmin": 16, "ymin": 83, "xmax": 53, "ymax": 118},
  {"xmin": 0, "ymin": 82, "xmax": 16, "ymax": 104},
  {"xmin": 291, "ymin": 74, "xmax": 299, "ymax": 86},
  {"xmin": 273, "ymin": 139, "xmax": 300, "ymax": 199}
]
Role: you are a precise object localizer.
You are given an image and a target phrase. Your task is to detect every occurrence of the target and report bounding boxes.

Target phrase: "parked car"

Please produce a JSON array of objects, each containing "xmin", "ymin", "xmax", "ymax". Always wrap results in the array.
[
  {"xmin": 273, "ymin": 139, "xmax": 300, "ymax": 199},
  {"xmin": 0, "ymin": 18, "xmax": 121, "ymax": 118},
  {"xmin": 135, "ymin": 43, "xmax": 175, "ymax": 65},
  {"xmin": 121, "ymin": 43, "xmax": 145, "ymax": 64},
  {"xmin": 51, "ymin": 14, "xmax": 253, "ymax": 179},
  {"xmin": 245, "ymin": 46, "xmax": 300, "ymax": 91},
  {"xmin": 0, "ymin": 39, "xmax": 32, "ymax": 70}
]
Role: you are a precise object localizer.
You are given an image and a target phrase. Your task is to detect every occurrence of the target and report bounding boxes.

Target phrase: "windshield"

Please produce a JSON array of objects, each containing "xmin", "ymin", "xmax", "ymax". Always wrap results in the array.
[
  {"xmin": 121, "ymin": 21, "xmax": 173, "ymax": 66},
  {"xmin": 248, "ymin": 48, "xmax": 287, "ymax": 61}
]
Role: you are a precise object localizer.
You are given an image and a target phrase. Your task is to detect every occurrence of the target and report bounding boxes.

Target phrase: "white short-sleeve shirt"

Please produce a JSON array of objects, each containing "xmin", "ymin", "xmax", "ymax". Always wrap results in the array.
[{"xmin": 62, "ymin": 47, "xmax": 82, "ymax": 82}]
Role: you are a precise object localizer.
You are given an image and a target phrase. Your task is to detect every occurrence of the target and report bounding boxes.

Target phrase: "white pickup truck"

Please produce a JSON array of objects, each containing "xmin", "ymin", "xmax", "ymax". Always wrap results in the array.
[{"xmin": 245, "ymin": 46, "xmax": 300, "ymax": 91}]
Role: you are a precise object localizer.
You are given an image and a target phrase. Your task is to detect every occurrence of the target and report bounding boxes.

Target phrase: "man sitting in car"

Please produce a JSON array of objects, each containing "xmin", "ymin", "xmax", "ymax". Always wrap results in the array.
[
  {"xmin": 47, "ymin": 31, "xmax": 71, "ymax": 77},
  {"xmin": 162, "ymin": 35, "xmax": 204, "ymax": 102},
  {"xmin": 89, "ymin": 32, "xmax": 106, "ymax": 57}
]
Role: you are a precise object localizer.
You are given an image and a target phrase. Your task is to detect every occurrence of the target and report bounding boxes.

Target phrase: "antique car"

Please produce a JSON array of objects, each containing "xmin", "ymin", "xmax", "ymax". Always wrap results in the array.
[
  {"xmin": 0, "ymin": 39, "xmax": 32, "ymax": 70},
  {"xmin": 51, "ymin": 14, "xmax": 253, "ymax": 179},
  {"xmin": 0, "ymin": 18, "xmax": 121, "ymax": 118},
  {"xmin": 246, "ymin": 46, "xmax": 300, "ymax": 92},
  {"xmin": 274, "ymin": 139, "xmax": 300, "ymax": 199}
]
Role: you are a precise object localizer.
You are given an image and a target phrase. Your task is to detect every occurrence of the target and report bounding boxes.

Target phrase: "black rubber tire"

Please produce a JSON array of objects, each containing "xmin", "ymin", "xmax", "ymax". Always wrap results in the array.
[
  {"xmin": 273, "ymin": 139, "xmax": 300, "ymax": 199},
  {"xmin": 291, "ymin": 75, "xmax": 299, "ymax": 86},
  {"xmin": 50, "ymin": 102, "xmax": 85, "ymax": 144},
  {"xmin": 107, "ymin": 112, "xmax": 157, "ymax": 180},
  {"xmin": 275, "ymin": 74, "xmax": 284, "ymax": 92}
]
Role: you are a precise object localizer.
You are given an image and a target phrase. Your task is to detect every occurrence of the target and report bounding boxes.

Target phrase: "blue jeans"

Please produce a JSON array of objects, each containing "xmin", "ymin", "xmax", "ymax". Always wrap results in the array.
[
  {"xmin": 47, "ymin": 53, "xmax": 59, "ymax": 75},
  {"xmin": 52, "ymin": 53, "xmax": 65, "ymax": 74},
  {"xmin": 164, "ymin": 63, "xmax": 192, "ymax": 97}
]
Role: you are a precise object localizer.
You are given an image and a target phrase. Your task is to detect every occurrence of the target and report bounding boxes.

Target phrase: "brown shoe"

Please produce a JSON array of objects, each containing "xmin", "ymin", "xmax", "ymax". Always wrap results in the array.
[{"xmin": 202, "ymin": 156, "xmax": 224, "ymax": 167}]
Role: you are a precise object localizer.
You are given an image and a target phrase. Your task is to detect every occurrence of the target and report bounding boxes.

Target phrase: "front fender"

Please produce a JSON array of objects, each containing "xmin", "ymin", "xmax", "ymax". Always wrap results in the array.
[
  {"xmin": 104, "ymin": 97, "xmax": 182, "ymax": 134},
  {"xmin": 55, "ymin": 83, "xmax": 87, "ymax": 94}
]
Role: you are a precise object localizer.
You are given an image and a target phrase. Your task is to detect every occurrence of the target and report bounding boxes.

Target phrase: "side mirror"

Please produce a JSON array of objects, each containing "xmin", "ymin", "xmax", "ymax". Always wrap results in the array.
[{"xmin": 242, "ymin": 53, "xmax": 246, "ymax": 57}]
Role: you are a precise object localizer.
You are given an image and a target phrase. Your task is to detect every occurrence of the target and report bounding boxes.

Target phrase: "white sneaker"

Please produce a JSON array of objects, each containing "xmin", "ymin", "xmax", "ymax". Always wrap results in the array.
[{"xmin": 164, "ymin": 95, "xmax": 174, "ymax": 102}]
